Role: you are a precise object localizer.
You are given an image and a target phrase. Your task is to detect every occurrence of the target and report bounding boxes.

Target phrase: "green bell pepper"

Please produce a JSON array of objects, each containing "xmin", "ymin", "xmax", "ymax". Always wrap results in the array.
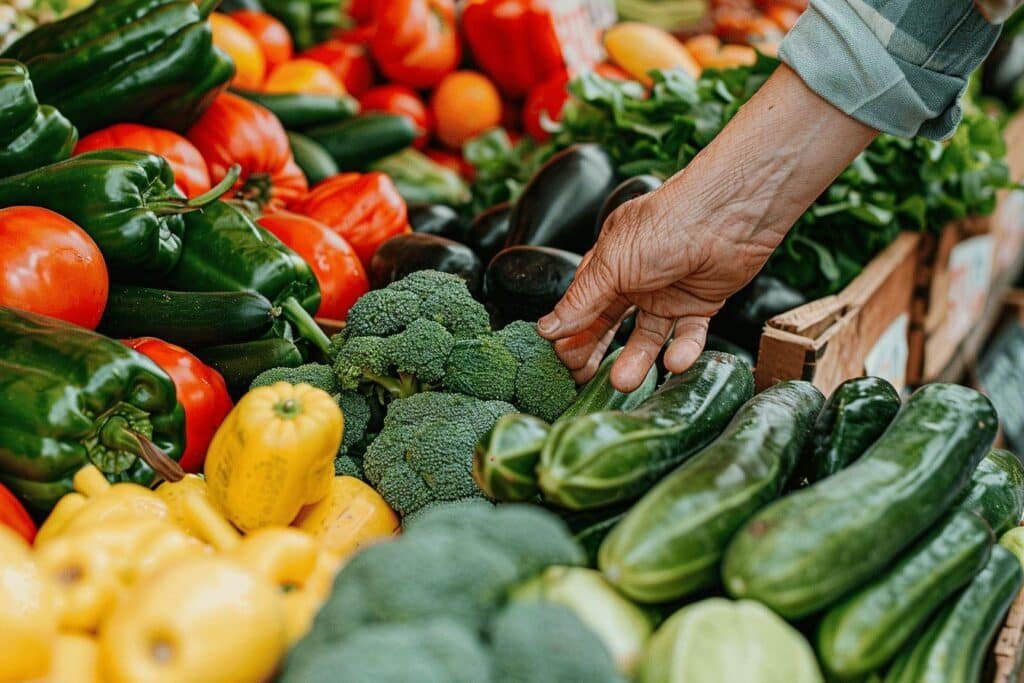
[
  {"xmin": 0, "ymin": 59, "xmax": 77, "ymax": 178},
  {"xmin": 0, "ymin": 149, "xmax": 237, "ymax": 281},
  {"xmin": 0, "ymin": 307, "xmax": 186, "ymax": 514},
  {"xmin": 1, "ymin": 0, "xmax": 234, "ymax": 135},
  {"xmin": 164, "ymin": 200, "xmax": 332, "ymax": 355}
]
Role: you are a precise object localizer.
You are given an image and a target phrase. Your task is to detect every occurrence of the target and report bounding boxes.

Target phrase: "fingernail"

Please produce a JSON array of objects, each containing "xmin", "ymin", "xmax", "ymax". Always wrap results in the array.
[{"xmin": 538, "ymin": 315, "xmax": 560, "ymax": 336}]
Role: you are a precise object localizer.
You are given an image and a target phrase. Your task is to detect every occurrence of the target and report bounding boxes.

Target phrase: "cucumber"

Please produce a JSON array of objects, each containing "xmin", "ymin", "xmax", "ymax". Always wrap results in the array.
[
  {"xmin": 559, "ymin": 347, "xmax": 659, "ymax": 421},
  {"xmin": 288, "ymin": 131, "xmax": 338, "ymax": 186},
  {"xmin": 230, "ymin": 88, "xmax": 358, "ymax": 129},
  {"xmin": 958, "ymin": 449, "xmax": 1024, "ymax": 535},
  {"xmin": 599, "ymin": 381, "xmax": 823, "ymax": 603},
  {"xmin": 816, "ymin": 510, "xmax": 993, "ymax": 678},
  {"xmin": 99, "ymin": 285, "xmax": 277, "ymax": 348},
  {"xmin": 304, "ymin": 113, "xmax": 418, "ymax": 171},
  {"xmin": 791, "ymin": 376, "xmax": 901, "ymax": 488},
  {"xmin": 562, "ymin": 503, "xmax": 633, "ymax": 566},
  {"xmin": 195, "ymin": 338, "xmax": 303, "ymax": 397},
  {"xmin": 884, "ymin": 545, "xmax": 1023, "ymax": 683},
  {"xmin": 472, "ymin": 414, "xmax": 549, "ymax": 502},
  {"xmin": 722, "ymin": 384, "xmax": 999, "ymax": 618},
  {"xmin": 537, "ymin": 352, "xmax": 755, "ymax": 510}
]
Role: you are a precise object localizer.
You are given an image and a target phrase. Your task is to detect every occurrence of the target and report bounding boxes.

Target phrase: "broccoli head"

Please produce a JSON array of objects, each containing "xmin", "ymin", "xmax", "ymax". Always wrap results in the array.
[
  {"xmin": 281, "ymin": 618, "xmax": 492, "ymax": 683},
  {"xmin": 489, "ymin": 602, "xmax": 626, "ymax": 683},
  {"xmin": 336, "ymin": 390, "xmax": 373, "ymax": 454},
  {"xmin": 498, "ymin": 322, "xmax": 577, "ymax": 422},
  {"xmin": 362, "ymin": 392, "xmax": 516, "ymax": 517},
  {"xmin": 443, "ymin": 334, "xmax": 518, "ymax": 402},
  {"xmin": 250, "ymin": 363, "xmax": 339, "ymax": 394}
]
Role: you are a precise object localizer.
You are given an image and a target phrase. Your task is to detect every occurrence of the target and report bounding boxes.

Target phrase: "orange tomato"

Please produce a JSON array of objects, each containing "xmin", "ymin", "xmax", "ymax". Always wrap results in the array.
[
  {"xmin": 209, "ymin": 12, "xmax": 266, "ymax": 90},
  {"xmin": 263, "ymin": 59, "xmax": 347, "ymax": 96},
  {"xmin": 431, "ymin": 70, "xmax": 502, "ymax": 149},
  {"xmin": 229, "ymin": 11, "xmax": 293, "ymax": 70},
  {"xmin": 300, "ymin": 40, "xmax": 375, "ymax": 97}
]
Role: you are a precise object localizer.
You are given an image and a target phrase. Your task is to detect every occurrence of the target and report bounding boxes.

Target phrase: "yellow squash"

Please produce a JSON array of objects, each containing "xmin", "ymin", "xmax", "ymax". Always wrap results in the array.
[
  {"xmin": 48, "ymin": 634, "xmax": 101, "ymax": 683},
  {"xmin": 205, "ymin": 382, "xmax": 343, "ymax": 532},
  {"xmin": 0, "ymin": 527, "xmax": 56, "ymax": 683},
  {"xmin": 293, "ymin": 476, "xmax": 401, "ymax": 559},
  {"xmin": 604, "ymin": 22, "xmax": 701, "ymax": 84}
]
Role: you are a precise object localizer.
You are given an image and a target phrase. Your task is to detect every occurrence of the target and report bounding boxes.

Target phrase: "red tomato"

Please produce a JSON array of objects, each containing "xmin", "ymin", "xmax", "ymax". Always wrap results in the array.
[
  {"xmin": 122, "ymin": 338, "xmax": 233, "ymax": 473},
  {"xmin": 300, "ymin": 40, "xmax": 375, "ymax": 97},
  {"xmin": 358, "ymin": 85, "xmax": 431, "ymax": 149},
  {"xmin": 75, "ymin": 123, "xmax": 212, "ymax": 198},
  {"xmin": 257, "ymin": 211, "xmax": 370, "ymax": 321},
  {"xmin": 230, "ymin": 10, "xmax": 294, "ymax": 70},
  {"xmin": 0, "ymin": 482, "xmax": 36, "ymax": 543},
  {"xmin": 0, "ymin": 207, "xmax": 108, "ymax": 329}
]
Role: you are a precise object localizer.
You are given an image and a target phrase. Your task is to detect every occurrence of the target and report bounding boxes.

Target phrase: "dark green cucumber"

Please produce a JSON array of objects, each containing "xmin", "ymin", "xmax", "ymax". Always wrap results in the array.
[
  {"xmin": 99, "ymin": 285, "xmax": 277, "ymax": 348},
  {"xmin": 599, "ymin": 381, "xmax": 824, "ymax": 603},
  {"xmin": 472, "ymin": 348, "xmax": 657, "ymax": 503},
  {"xmin": 304, "ymin": 113, "xmax": 418, "ymax": 171},
  {"xmin": 817, "ymin": 510, "xmax": 993, "ymax": 678},
  {"xmin": 195, "ymin": 338, "xmax": 303, "ymax": 397},
  {"xmin": 958, "ymin": 449, "xmax": 1024, "ymax": 536},
  {"xmin": 722, "ymin": 383, "xmax": 999, "ymax": 618},
  {"xmin": 288, "ymin": 131, "xmax": 338, "ymax": 186},
  {"xmin": 473, "ymin": 413, "xmax": 550, "ymax": 502},
  {"xmin": 885, "ymin": 545, "xmax": 1023, "ymax": 683},
  {"xmin": 563, "ymin": 503, "xmax": 633, "ymax": 567},
  {"xmin": 537, "ymin": 352, "xmax": 755, "ymax": 510},
  {"xmin": 231, "ymin": 88, "xmax": 358, "ymax": 129},
  {"xmin": 791, "ymin": 376, "xmax": 901, "ymax": 488}
]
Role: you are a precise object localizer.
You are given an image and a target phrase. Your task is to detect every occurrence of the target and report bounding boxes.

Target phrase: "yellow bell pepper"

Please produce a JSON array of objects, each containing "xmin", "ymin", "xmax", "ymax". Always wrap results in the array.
[
  {"xmin": 293, "ymin": 476, "xmax": 400, "ymax": 560},
  {"xmin": 604, "ymin": 22, "xmax": 701, "ymax": 84},
  {"xmin": 99, "ymin": 556, "xmax": 287, "ymax": 683},
  {"xmin": 205, "ymin": 382, "xmax": 342, "ymax": 532},
  {"xmin": 48, "ymin": 634, "xmax": 100, "ymax": 683},
  {"xmin": 155, "ymin": 474, "xmax": 242, "ymax": 551},
  {"xmin": 0, "ymin": 527, "xmax": 56, "ymax": 683}
]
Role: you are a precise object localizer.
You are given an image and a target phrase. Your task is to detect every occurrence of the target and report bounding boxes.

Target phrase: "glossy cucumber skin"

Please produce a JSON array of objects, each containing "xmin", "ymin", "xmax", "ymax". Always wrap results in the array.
[
  {"xmin": 287, "ymin": 131, "xmax": 338, "ymax": 186},
  {"xmin": 722, "ymin": 383, "xmax": 999, "ymax": 618},
  {"xmin": 195, "ymin": 338, "xmax": 303, "ymax": 397},
  {"xmin": 817, "ymin": 510, "xmax": 993, "ymax": 678},
  {"xmin": 472, "ymin": 413, "xmax": 550, "ymax": 502},
  {"xmin": 558, "ymin": 347, "xmax": 658, "ymax": 422},
  {"xmin": 885, "ymin": 545, "xmax": 1023, "ymax": 683},
  {"xmin": 792, "ymin": 376, "xmax": 901, "ymax": 487},
  {"xmin": 598, "ymin": 381, "xmax": 823, "ymax": 603},
  {"xmin": 958, "ymin": 449, "xmax": 1024, "ymax": 535},
  {"xmin": 537, "ymin": 352, "xmax": 755, "ymax": 511},
  {"xmin": 304, "ymin": 113, "xmax": 418, "ymax": 171},
  {"xmin": 231, "ymin": 89, "xmax": 358, "ymax": 129}
]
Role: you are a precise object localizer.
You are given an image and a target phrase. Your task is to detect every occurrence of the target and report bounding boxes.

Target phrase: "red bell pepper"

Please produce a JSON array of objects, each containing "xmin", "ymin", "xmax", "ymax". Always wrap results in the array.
[
  {"xmin": 462, "ymin": 0, "xmax": 566, "ymax": 98},
  {"xmin": 295, "ymin": 172, "xmax": 411, "ymax": 267},
  {"xmin": 300, "ymin": 40, "xmax": 375, "ymax": 97},
  {"xmin": 0, "ymin": 482, "xmax": 36, "ymax": 543},
  {"xmin": 121, "ymin": 338, "xmax": 233, "ymax": 473},
  {"xmin": 370, "ymin": 0, "xmax": 460, "ymax": 89},
  {"xmin": 522, "ymin": 63, "xmax": 630, "ymax": 141},
  {"xmin": 257, "ymin": 211, "xmax": 370, "ymax": 321},
  {"xmin": 359, "ymin": 85, "xmax": 432, "ymax": 149}
]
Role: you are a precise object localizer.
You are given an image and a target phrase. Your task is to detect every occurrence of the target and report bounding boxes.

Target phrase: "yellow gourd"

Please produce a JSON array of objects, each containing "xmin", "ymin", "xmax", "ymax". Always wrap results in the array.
[
  {"xmin": 604, "ymin": 22, "xmax": 701, "ymax": 84},
  {"xmin": 204, "ymin": 382, "xmax": 343, "ymax": 531},
  {"xmin": 0, "ymin": 527, "xmax": 56, "ymax": 683},
  {"xmin": 48, "ymin": 634, "xmax": 101, "ymax": 683},
  {"xmin": 293, "ymin": 476, "xmax": 401, "ymax": 560}
]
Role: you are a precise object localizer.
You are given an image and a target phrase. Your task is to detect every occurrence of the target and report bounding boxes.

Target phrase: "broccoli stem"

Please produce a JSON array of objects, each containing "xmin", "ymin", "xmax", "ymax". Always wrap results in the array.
[{"xmin": 361, "ymin": 371, "xmax": 422, "ymax": 400}]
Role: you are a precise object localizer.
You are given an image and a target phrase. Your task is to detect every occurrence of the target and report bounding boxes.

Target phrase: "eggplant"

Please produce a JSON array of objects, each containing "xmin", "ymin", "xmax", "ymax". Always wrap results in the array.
[
  {"xmin": 466, "ymin": 202, "xmax": 512, "ymax": 264},
  {"xmin": 484, "ymin": 246, "xmax": 582, "ymax": 325},
  {"xmin": 709, "ymin": 275, "xmax": 807, "ymax": 353},
  {"xmin": 595, "ymin": 174, "xmax": 662, "ymax": 239},
  {"xmin": 505, "ymin": 144, "xmax": 617, "ymax": 254},
  {"xmin": 408, "ymin": 204, "xmax": 465, "ymax": 241},
  {"xmin": 370, "ymin": 233, "xmax": 483, "ymax": 295}
]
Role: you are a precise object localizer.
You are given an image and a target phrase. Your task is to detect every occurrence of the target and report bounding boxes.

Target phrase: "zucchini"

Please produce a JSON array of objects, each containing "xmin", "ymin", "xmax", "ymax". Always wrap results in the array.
[
  {"xmin": 559, "ymin": 347, "xmax": 659, "ymax": 421},
  {"xmin": 817, "ymin": 510, "xmax": 993, "ymax": 678},
  {"xmin": 791, "ymin": 376, "xmax": 901, "ymax": 488},
  {"xmin": 195, "ymin": 338, "xmax": 303, "ymax": 397},
  {"xmin": 288, "ymin": 131, "xmax": 338, "ymax": 186},
  {"xmin": 958, "ymin": 449, "xmax": 1024, "ymax": 535},
  {"xmin": 884, "ymin": 545, "xmax": 1023, "ymax": 683},
  {"xmin": 563, "ymin": 503, "xmax": 633, "ymax": 566},
  {"xmin": 722, "ymin": 384, "xmax": 999, "ymax": 618},
  {"xmin": 304, "ymin": 113, "xmax": 418, "ymax": 171},
  {"xmin": 99, "ymin": 285, "xmax": 277, "ymax": 348},
  {"xmin": 538, "ymin": 352, "xmax": 755, "ymax": 510},
  {"xmin": 599, "ymin": 381, "xmax": 824, "ymax": 603},
  {"xmin": 231, "ymin": 88, "xmax": 358, "ymax": 129}
]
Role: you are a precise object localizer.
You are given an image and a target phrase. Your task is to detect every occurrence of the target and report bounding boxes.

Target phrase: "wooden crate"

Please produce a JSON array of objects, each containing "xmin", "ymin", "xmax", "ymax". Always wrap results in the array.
[
  {"xmin": 755, "ymin": 232, "xmax": 921, "ymax": 396},
  {"xmin": 993, "ymin": 585, "xmax": 1024, "ymax": 683},
  {"xmin": 993, "ymin": 112, "xmax": 1024, "ymax": 282}
]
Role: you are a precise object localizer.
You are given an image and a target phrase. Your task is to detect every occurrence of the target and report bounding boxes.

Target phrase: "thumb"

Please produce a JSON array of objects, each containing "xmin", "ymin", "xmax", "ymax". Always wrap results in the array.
[{"xmin": 538, "ymin": 253, "xmax": 618, "ymax": 340}]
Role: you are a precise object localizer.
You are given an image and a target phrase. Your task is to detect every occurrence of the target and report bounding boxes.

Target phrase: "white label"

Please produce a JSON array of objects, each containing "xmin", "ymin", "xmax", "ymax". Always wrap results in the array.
[
  {"xmin": 946, "ymin": 235, "xmax": 995, "ymax": 343},
  {"xmin": 864, "ymin": 313, "xmax": 909, "ymax": 394},
  {"xmin": 550, "ymin": 0, "xmax": 616, "ymax": 70},
  {"xmin": 994, "ymin": 190, "xmax": 1024, "ymax": 273}
]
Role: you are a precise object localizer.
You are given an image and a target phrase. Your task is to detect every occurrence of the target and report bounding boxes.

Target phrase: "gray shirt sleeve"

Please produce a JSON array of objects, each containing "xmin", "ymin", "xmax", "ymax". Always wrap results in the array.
[{"xmin": 778, "ymin": 0, "xmax": 1002, "ymax": 140}]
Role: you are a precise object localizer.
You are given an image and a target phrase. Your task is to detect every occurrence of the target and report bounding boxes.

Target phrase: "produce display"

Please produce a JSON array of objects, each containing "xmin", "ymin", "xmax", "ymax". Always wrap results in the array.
[{"xmin": 1, "ymin": 0, "xmax": 1024, "ymax": 681}]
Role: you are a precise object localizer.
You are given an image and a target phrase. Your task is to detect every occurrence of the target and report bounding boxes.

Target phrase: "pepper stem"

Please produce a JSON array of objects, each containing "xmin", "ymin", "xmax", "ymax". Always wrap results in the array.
[
  {"xmin": 280, "ymin": 296, "xmax": 332, "ymax": 357},
  {"xmin": 98, "ymin": 418, "xmax": 185, "ymax": 484},
  {"xmin": 149, "ymin": 165, "xmax": 241, "ymax": 216},
  {"xmin": 197, "ymin": 0, "xmax": 222, "ymax": 19}
]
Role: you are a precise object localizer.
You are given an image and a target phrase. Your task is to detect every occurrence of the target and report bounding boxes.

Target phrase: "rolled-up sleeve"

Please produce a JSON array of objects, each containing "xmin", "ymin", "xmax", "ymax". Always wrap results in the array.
[{"xmin": 779, "ymin": 0, "xmax": 1002, "ymax": 140}]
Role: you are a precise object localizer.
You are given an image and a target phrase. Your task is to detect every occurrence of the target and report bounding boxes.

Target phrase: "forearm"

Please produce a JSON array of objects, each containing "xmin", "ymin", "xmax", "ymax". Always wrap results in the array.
[{"xmin": 656, "ymin": 64, "xmax": 878, "ymax": 252}]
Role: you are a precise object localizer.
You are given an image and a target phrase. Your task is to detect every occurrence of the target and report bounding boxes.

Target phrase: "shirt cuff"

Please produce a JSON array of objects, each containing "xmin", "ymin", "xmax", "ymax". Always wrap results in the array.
[{"xmin": 779, "ymin": 0, "xmax": 974, "ymax": 140}]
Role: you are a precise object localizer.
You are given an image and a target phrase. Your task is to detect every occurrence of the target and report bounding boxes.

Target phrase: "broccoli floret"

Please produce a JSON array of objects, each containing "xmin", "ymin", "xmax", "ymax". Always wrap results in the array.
[
  {"xmin": 249, "ymin": 363, "xmax": 339, "ymax": 394},
  {"xmin": 389, "ymin": 271, "xmax": 491, "ymax": 339},
  {"xmin": 333, "ymin": 454, "xmax": 365, "ymax": 479},
  {"xmin": 280, "ymin": 618, "xmax": 492, "ymax": 683},
  {"xmin": 387, "ymin": 319, "xmax": 455, "ymax": 385},
  {"xmin": 336, "ymin": 390, "xmax": 372, "ymax": 453},
  {"xmin": 362, "ymin": 392, "xmax": 516, "ymax": 517},
  {"xmin": 489, "ymin": 602, "xmax": 626, "ymax": 683},
  {"xmin": 342, "ymin": 288, "xmax": 423, "ymax": 339},
  {"xmin": 443, "ymin": 334, "xmax": 518, "ymax": 402},
  {"xmin": 498, "ymin": 322, "xmax": 576, "ymax": 422}
]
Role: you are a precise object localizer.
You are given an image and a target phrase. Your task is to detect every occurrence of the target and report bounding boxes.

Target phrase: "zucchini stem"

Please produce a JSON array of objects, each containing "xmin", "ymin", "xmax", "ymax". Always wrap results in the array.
[{"xmin": 149, "ymin": 165, "xmax": 240, "ymax": 215}]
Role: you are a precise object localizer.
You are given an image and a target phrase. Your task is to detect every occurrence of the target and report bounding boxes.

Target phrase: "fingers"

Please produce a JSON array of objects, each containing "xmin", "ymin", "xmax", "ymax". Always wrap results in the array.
[
  {"xmin": 553, "ymin": 300, "xmax": 631, "ymax": 371},
  {"xmin": 538, "ymin": 253, "xmax": 617, "ymax": 340},
  {"xmin": 665, "ymin": 316, "xmax": 710, "ymax": 374},
  {"xmin": 611, "ymin": 312, "xmax": 674, "ymax": 393},
  {"xmin": 570, "ymin": 322, "xmax": 620, "ymax": 385}
]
